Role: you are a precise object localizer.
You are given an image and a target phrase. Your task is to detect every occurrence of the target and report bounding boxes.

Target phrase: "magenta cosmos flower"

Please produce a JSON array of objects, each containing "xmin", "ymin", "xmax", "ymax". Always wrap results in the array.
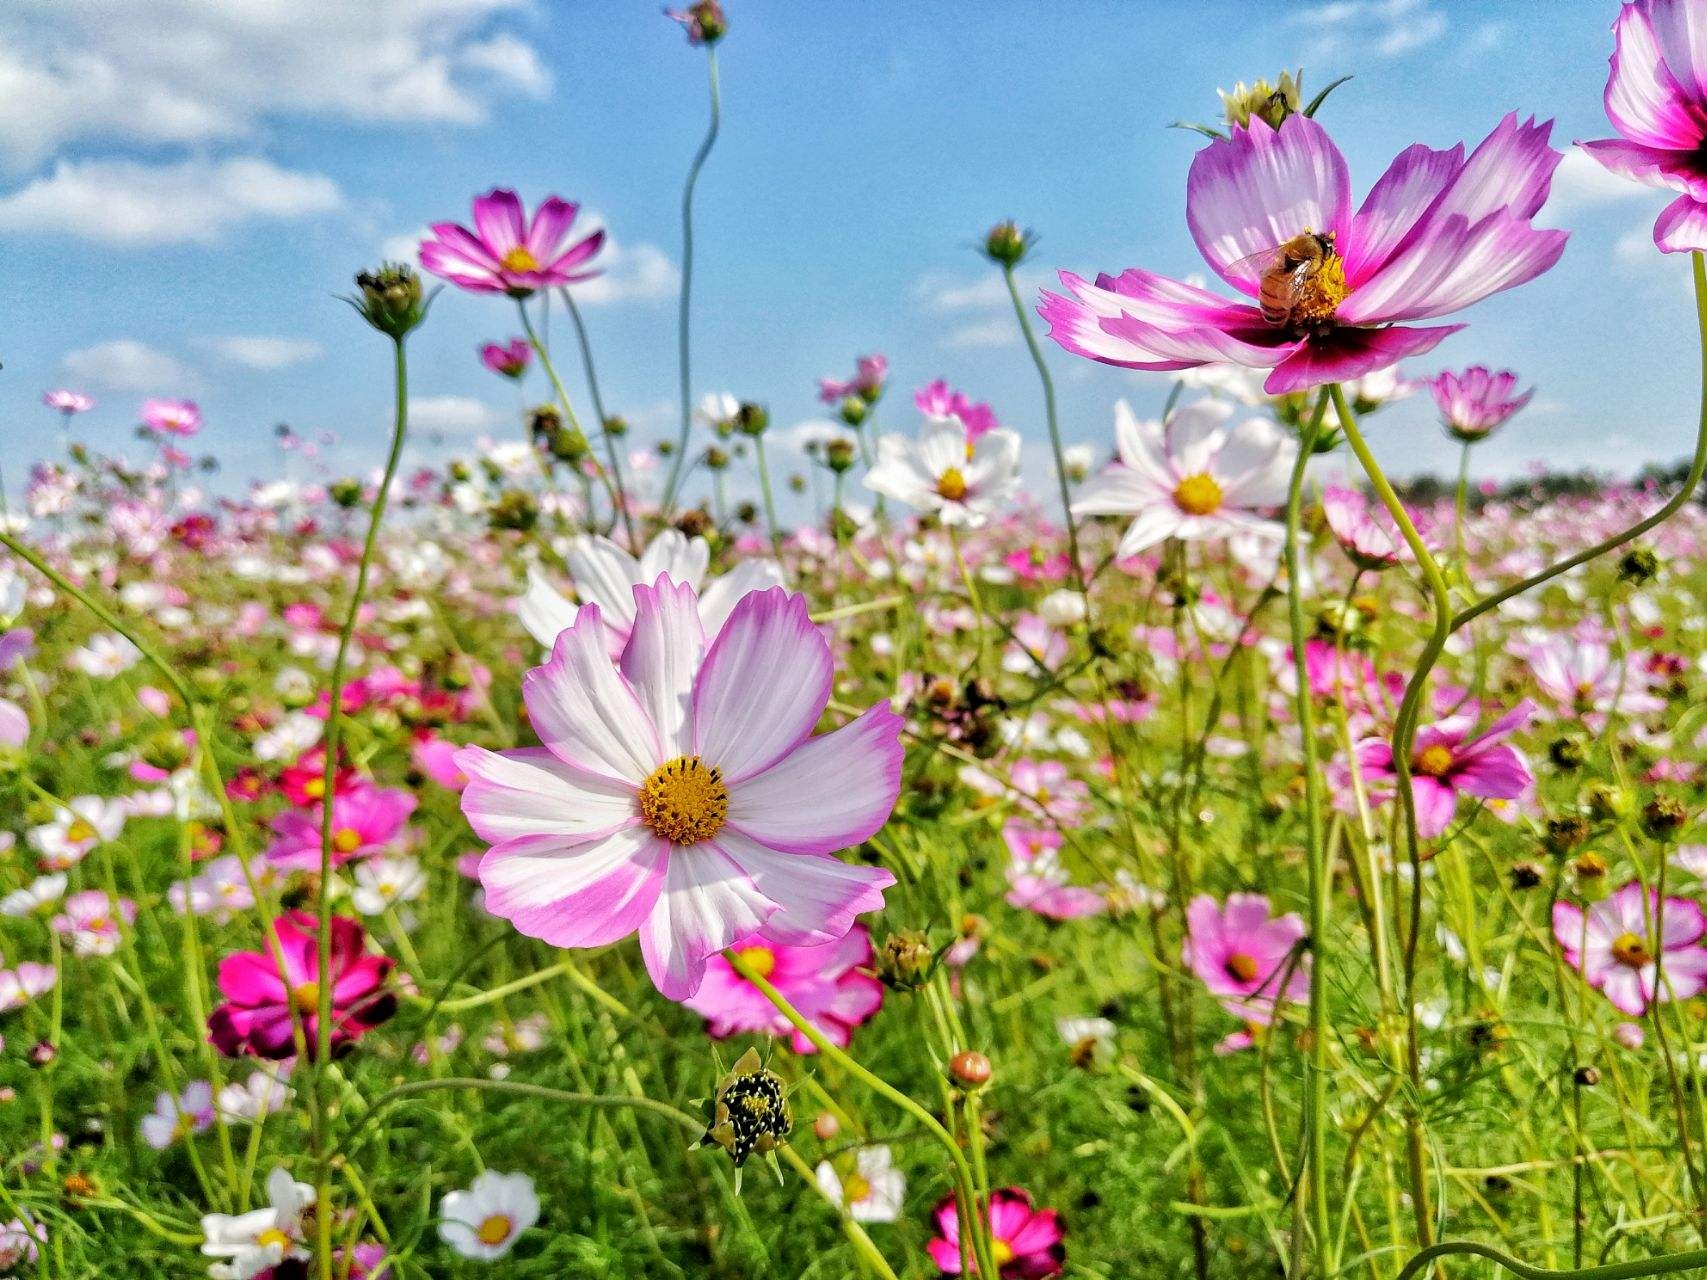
[
  {"xmin": 480, "ymin": 338, "xmax": 532, "ymax": 380},
  {"xmin": 456, "ymin": 579, "xmax": 903, "ymax": 1000},
  {"xmin": 1040, "ymin": 113, "xmax": 1567, "ymax": 394},
  {"xmin": 1427, "ymin": 366, "xmax": 1532, "ymax": 441},
  {"xmin": 819, "ymin": 354, "xmax": 888, "ymax": 405},
  {"xmin": 915, "ymin": 379, "xmax": 1000, "ymax": 442},
  {"xmin": 208, "ymin": 912, "xmax": 396, "ymax": 1060},
  {"xmin": 141, "ymin": 398, "xmax": 201, "ymax": 437},
  {"xmin": 264, "ymin": 783, "xmax": 416, "ymax": 872},
  {"xmin": 1554, "ymin": 880, "xmax": 1707, "ymax": 1016},
  {"xmin": 1581, "ymin": 0, "xmax": 1707, "ymax": 252},
  {"xmin": 927, "ymin": 1187, "xmax": 1065, "ymax": 1277},
  {"xmin": 420, "ymin": 189, "xmax": 605, "ymax": 297},
  {"xmin": 43, "ymin": 390, "xmax": 93, "ymax": 416},
  {"xmin": 1356, "ymin": 700, "xmax": 1535, "ymax": 838},
  {"xmin": 1183, "ymin": 893, "xmax": 1310, "ymax": 1024},
  {"xmin": 681, "ymin": 924, "xmax": 883, "ymax": 1052}
]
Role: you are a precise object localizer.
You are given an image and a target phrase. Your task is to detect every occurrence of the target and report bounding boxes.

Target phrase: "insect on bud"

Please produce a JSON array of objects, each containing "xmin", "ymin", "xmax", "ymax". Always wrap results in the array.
[
  {"xmin": 350, "ymin": 263, "xmax": 431, "ymax": 339},
  {"xmin": 982, "ymin": 220, "xmax": 1032, "ymax": 268},
  {"xmin": 948, "ymin": 1050, "xmax": 993, "ymax": 1089}
]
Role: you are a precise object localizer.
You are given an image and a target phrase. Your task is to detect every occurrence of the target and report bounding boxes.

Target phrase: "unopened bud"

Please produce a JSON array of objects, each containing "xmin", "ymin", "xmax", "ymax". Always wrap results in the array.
[
  {"xmin": 351, "ymin": 263, "xmax": 430, "ymax": 339},
  {"xmin": 982, "ymin": 220, "xmax": 1031, "ymax": 268},
  {"xmin": 1641, "ymin": 795, "xmax": 1687, "ymax": 841},
  {"xmin": 948, "ymin": 1050, "xmax": 992, "ymax": 1088},
  {"xmin": 1618, "ymin": 545, "xmax": 1660, "ymax": 585}
]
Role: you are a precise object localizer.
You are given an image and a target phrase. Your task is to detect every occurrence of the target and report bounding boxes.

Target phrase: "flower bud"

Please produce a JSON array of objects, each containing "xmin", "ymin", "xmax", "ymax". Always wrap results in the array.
[
  {"xmin": 838, "ymin": 395, "xmax": 869, "ymax": 428},
  {"xmin": 982, "ymin": 220, "xmax": 1032, "ymax": 268},
  {"xmin": 1510, "ymin": 861, "xmax": 1544, "ymax": 890},
  {"xmin": 948, "ymin": 1050, "xmax": 993, "ymax": 1088},
  {"xmin": 873, "ymin": 930, "xmax": 935, "ymax": 991},
  {"xmin": 549, "ymin": 426, "xmax": 590, "ymax": 463},
  {"xmin": 1218, "ymin": 70, "xmax": 1302, "ymax": 129},
  {"xmin": 813, "ymin": 1112, "xmax": 840, "ymax": 1141},
  {"xmin": 29, "ymin": 1040, "xmax": 56, "ymax": 1067},
  {"xmin": 1569, "ymin": 851, "xmax": 1610, "ymax": 901},
  {"xmin": 1574, "ymin": 1065, "xmax": 1601, "ymax": 1087},
  {"xmin": 1544, "ymin": 815, "xmax": 1590, "ymax": 855},
  {"xmin": 1548, "ymin": 736, "xmax": 1585, "ymax": 771},
  {"xmin": 1586, "ymin": 784, "xmax": 1632, "ymax": 822},
  {"xmin": 351, "ymin": 264, "xmax": 430, "ymax": 339},
  {"xmin": 603, "ymin": 415, "xmax": 629, "ymax": 438},
  {"xmin": 1617, "ymin": 545, "xmax": 1660, "ymax": 585},
  {"xmin": 824, "ymin": 438, "xmax": 858, "ymax": 474},
  {"xmin": 699, "ymin": 1047, "xmax": 790, "ymax": 1169},
  {"xmin": 488, "ymin": 488, "xmax": 539, "ymax": 532},
  {"xmin": 734, "ymin": 402, "xmax": 768, "ymax": 437},
  {"xmin": 674, "ymin": 508, "xmax": 714, "ymax": 539},
  {"xmin": 329, "ymin": 478, "xmax": 364, "ymax": 509},
  {"xmin": 527, "ymin": 404, "xmax": 563, "ymax": 443},
  {"xmin": 1641, "ymin": 795, "xmax": 1687, "ymax": 841}
]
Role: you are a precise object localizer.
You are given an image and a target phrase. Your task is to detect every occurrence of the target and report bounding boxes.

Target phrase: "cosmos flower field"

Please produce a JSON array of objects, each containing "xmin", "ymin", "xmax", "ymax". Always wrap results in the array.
[{"xmin": 4, "ymin": 3, "xmax": 1707, "ymax": 1278}]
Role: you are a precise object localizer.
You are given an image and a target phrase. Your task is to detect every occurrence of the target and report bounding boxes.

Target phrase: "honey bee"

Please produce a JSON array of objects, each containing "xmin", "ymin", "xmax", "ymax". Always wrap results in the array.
[{"xmin": 1232, "ymin": 231, "xmax": 1344, "ymax": 329}]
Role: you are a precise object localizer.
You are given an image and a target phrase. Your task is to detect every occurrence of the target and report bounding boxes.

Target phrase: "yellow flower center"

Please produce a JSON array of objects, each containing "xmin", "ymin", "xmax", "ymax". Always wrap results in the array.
[
  {"xmin": 302, "ymin": 776, "xmax": 325, "ymax": 800},
  {"xmin": 66, "ymin": 818, "xmax": 97, "ymax": 843},
  {"xmin": 1225, "ymin": 952, "xmax": 1260, "ymax": 983},
  {"xmin": 936, "ymin": 467, "xmax": 969, "ymax": 502},
  {"xmin": 291, "ymin": 981, "xmax": 321, "ymax": 1014},
  {"xmin": 735, "ymin": 945, "xmax": 777, "ymax": 980},
  {"xmin": 992, "ymin": 1238, "xmax": 1016, "ymax": 1266},
  {"xmin": 332, "ymin": 827, "xmax": 363, "ymax": 855},
  {"xmin": 1414, "ymin": 744, "xmax": 1455, "ymax": 778},
  {"xmin": 256, "ymin": 1227, "xmax": 291, "ymax": 1252},
  {"xmin": 475, "ymin": 1213, "xmax": 514, "ymax": 1246},
  {"xmin": 639, "ymin": 756, "xmax": 730, "ymax": 846},
  {"xmin": 1293, "ymin": 249, "xmax": 1351, "ymax": 325},
  {"xmin": 1611, "ymin": 933, "xmax": 1652, "ymax": 969},
  {"xmin": 842, "ymin": 1172, "xmax": 872, "ymax": 1204},
  {"xmin": 1172, "ymin": 473, "xmax": 1223, "ymax": 516},
  {"xmin": 499, "ymin": 245, "xmax": 541, "ymax": 274}
]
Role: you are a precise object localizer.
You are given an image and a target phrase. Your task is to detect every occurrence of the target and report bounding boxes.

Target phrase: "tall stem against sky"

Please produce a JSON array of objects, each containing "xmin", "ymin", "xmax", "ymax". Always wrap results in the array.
[
  {"xmin": 560, "ymin": 286, "xmax": 638, "ymax": 546},
  {"xmin": 662, "ymin": 47, "xmax": 722, "ymax": 515}
]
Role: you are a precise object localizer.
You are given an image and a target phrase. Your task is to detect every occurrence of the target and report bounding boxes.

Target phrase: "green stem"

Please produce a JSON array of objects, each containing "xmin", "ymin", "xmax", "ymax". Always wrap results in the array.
[
  {"xmin": 726, "ymin": 949, "xmax": 1002, "ymax": 1279},
  {"xmin": 753, "ymin": 434, "xmax": 786, "ymax": 562},
  {"xmin": 662, "ymin": 47, "xmax": 722, "ymax": 514},
  {"xmin": 1453, "ymin": 252, "xmax": 1707, "ymax": 631},
  {"xmin": 560, "ymin": 286, "xmax": 638, "ymax": 546},
  {"xmin": 518, "ymin": 296, "xmax": 617, "ymax": 532},
  {"xmin": 1285, "ymin": 388, "xmax": 1333, "ymax": 1273},
  {"xmin": 1396, "ymin": 1241, "xmax": 1707, "ymax": 1280},
  {"xmin": 1453, "ymin": 439, "xmax": 1471, "ymax": 565},
  {"xmin": 312, "ymin": 334, "xmax": 411, "ymax": 1280}
]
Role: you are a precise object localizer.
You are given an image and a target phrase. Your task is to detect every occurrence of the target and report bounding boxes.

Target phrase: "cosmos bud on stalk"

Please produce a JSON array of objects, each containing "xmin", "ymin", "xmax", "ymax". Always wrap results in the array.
[
  {"xmin": 982, "ymin": 220, "xmax": 1032, "ymax": 268},
  {"xmin": 734, "ymin": 402, "xmax": 769, "ymax": 437},
  {"xmin": 1218, "ymin": 70, "xmax": 1302, "ymax": 129},
  {"xmin": 824, "ymin": 438, "xmax": 858, "ymax": 474},
  {"xmin": 350, "ymin": 263, "xmax": 432, "ymax": 339},
  {"xmin": 699, "ymin": 1048, "xmax": 791, "ymax": 1185}
]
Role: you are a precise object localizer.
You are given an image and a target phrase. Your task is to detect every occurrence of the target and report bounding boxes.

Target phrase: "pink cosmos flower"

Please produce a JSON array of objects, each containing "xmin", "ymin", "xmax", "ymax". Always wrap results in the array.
[
  {"xmin": 140, "ymin": 1081, "xmax": 215, "ymax": 1149},
  {"xmin": 681, "ymin": 925, "xmax": 884, "ymax": 1052},
  {"xmin": 1580, "ymin": 0, "xmax": 1707, "ymax": 252},
  {"xmin": 141, "ymin": 398, "xmax": 202, "ymax": 437},
  {"xmin": 1355, "ymin": 700, "xmax": 1535, "ymax": 838},
  {"xmin": 480, "ymin": 338, "xmax": 532, "ymax": 379},
  {"xmin": 456, "ymin": 580, "xmax": 903, "ymax": 1000},
  {"xmin": 208, "ymin": 912, "xmax": 396, "ymax": 1060},
  {"xmin": 1072, "ymin": 400, "xmax": 1294, "ymax": 555},
  {"xmin": 1427, "ymin": 366, "xmax": 1533, "ymax": 441},
  {"xmin": 264, "ymin": 783, "xmax": 416, "ymax": 872},
  {"xmin": 927, "ymin": 1187, "xmax": 1065, "ymax": 1277},
  {"xmin": 43, "ymin": 390, "xmax": 94, "ymax": 416},
  {"xmin": 915, "ymin": 379, "xmax": 1000, "ymax": 442},
  {"xmin": 1320, "ymin": 484, "xmax": 1419, "ymax": 569},
  {"xmin": 1040, "ymin": 112, "xmax": 1567, "ymax": 393},
  {"xmin": 1524, "ymin": 636, "xmax": 1666, "ymax": 722},
  {"xmin": 420, "ymin": 189, "xmax": 605, "ymax": 297},
  {"xmin": 51, "ymin": 889, "xmax": 135, "ymax": 957},
  {"xmin": 666, "ymin": 0, "xmax": 725, "ymax": 43},
  {"xmin": 1183, "ymin": 893, "xmax": 1310, "ymax": 1024},
  {"xmin": 1554, "ymin": 881, "xmax": 1707, "ymax": 1016},
  {"xmin": 0, "ymin": 962, "xmax": 56, "ymax": 1013},
  {"xmin": 820, "ymin": 354, "xmax": 889, "ymax": 404}
]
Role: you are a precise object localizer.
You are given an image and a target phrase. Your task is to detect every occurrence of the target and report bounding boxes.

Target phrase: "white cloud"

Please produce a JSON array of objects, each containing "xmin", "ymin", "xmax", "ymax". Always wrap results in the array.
[
  {"xmin": 62, "ymin": 339, "xmax": 191, "ymax": 393},
  {"xmin": 1291, "ymin": 0, "xmax": 1447, "ymax": 59},
  {"xmin": 199, "ymin": 336, "xmax": 325, "ymax": 370},
  {"xmin": 0, "ymin": 156, "xmax": 340, "ymax": 246},
  {"xmin": 944, "ymin": 318, "xmax": 1018, "ymax": 350},
  {"xmin": 0, "ymin": 0, "xmax": 548, "ymax": 168},
  {"xmin": 1550, "ymin": 149, "xmax": 1660, "ymax": 211},
  {"xmin": 381, "ymin": 226, "xmax": 431, "ymax": 265},
  {"xmin": 915, "ymin": 274, "xmax": 1010, "ymax": 312},
  {"xmin": 409, "ymin": 395, "xmax": 503, "ymax": 436},
  {"xmin": 573, "ymin": 239, "xmax": 680, "ymax": 307}
]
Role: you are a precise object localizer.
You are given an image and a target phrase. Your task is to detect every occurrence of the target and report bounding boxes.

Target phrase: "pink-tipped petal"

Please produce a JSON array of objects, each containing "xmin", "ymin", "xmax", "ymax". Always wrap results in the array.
[
  {"xmin": 716, "ymin": 829, "xmax": 896, "ymax": 947},
  {"xmin": 1342, "ymin": 142, "xmax": 1465, "ymax": 284},
  {"xmin": 1263, "ymin": 324, "xmax": 1462, "ymax": 395},
  {"xmin": 523, "ymin": 606, "xmax": 661, "ymax": 784},
  {"xmin": 1656, "ymin": 193, "xmax": 1707, "ymax": 252},
  {"xmin": 621, "ymin": 577, "xmax": 706, "ymax": 759},
  {"xmin": 1606, "ymin": 5, "xmax": 1707, "ymax": 149},
  {"xmin": 454, "ymin": 745, "xmax": 638, "ymax": 845},
  {"xmin": 472, "ymin": 188, "xmax": 526, "ymax": 255},
  {"xmin": 639, "ymin": 845, "xmax": 776, "ymax": 999},
  {"xmin": 479, "ymin": 827, "xmax": 667, "ymax": 949}
]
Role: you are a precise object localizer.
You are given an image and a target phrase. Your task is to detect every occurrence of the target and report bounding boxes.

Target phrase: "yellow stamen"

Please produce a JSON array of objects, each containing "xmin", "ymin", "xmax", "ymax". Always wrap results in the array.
[
  {"xmin": 302, "ymin": 776, "xmax": 326, "ymax": 800},
  {"xmin": 65, "ymin": 818, "xmax": 97, "ymax": 844},
  {"xmin": 290, "ymin": 981, "xmax": 321, "ymax": 1014},
  {"xmin": 1225, "ymin": 953, "xmax": 1260, "ymax": 983},
  {"xmin": 936, "ymin": 468, "xmax": 969, "ymax": 502},
  {"xmin": 255, "ymin": 1227, "xmax": 291, "ymax": 1252},
  {"xmin": 499, "ymin": 245, "xmax": 541, "ymax": 274},
  {"xmin": 1294, "ymin": 250, "xmax": 1351, "ymax": 325},
  {"xmin": 1172, "ymin": 473, "xmax": 1223, "ymax": 516},
  {"xmin": 1414, "ymin": 744, "xmax": 1455, "ymax": 777},
  {"xmin": 1611, "ymin": 933, "xmax": 1652, "ymax": 969},
  {"xmin": 639, "ymin": 756, "xmax": 730, "ymax": 846},
  {"xmin": 332, "ymin": 828, "xmax": 363, "ymax": 855},
  {"xmin": 735, "ymin": 945, "xmax": 776, "ymax": 980},
  {"xmin": 475, "ymin": 1213, "xmax": 513, "ymax": 1246},
  {"xmin": 992, "ymin": 1238, "xmax": 1016, "ymax": 1266},
  {"xmin": 842, "ymin": 1172, "xmax": 872, "ymax": 1204}
]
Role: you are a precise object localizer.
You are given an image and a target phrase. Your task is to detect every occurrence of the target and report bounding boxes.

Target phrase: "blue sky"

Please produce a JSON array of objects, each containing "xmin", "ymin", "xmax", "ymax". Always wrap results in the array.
[{"xmin": 0, "ymin": 0, "xmax": 1693, "ymax": 504}]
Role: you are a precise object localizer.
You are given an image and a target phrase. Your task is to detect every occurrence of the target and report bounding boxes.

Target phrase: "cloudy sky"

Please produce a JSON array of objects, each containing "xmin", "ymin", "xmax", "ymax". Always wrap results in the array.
[{"xmin": 0, "ymin": 0, "xmax": 1691, "ymax": 503}]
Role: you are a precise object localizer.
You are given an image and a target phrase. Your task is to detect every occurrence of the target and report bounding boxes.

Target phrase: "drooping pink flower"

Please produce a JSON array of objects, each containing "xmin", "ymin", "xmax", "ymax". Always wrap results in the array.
[
  {"xmin": 208, "ymin": 912, "xmax": 396, "ymax": 1060},
  {"xmin": 927, "ymin": 1187, "xmax": 1065, "ymax": 1277},
  {"xmin": 915, "ymin": 379, "xmax": 1000, "ymax": 442},
  {"xmin": 456, "ymin": 580, "xmax": 903, "ymax": 1000},
  {"xmin": 0, "ymin": 962, "xmax": 57, "ymax": 1013},
  {"xmin": 1355, "ymin": 700, "xmax": 1535, "ymax": 838},
  {"xmin": 43, "ymin": 390, "xmax": 94, "ymax": 416},
  {"xmin": 819, "ymin": 354, "xmax": 889, "ymax": 404},
  {"xmin": 1554, "ymin": 881, "xmax": 1707, "ymax": 1016},
  {"xmin": 1580, "ymin": 0, "xmax": 1707, "ymax": 252},
  {"xmin": 141, "ymin": 398, "xmax": 202, "ymax": 437},
  {"xmin": 420, "ymin": 189, "xmax": 605, "ymax": 297},
  {"xmin": 1427, "ymin": 366, "xmax": 1533, "ymax": 441},
  {"xmin": 264, "ymin": 783, "xmax": 416, "ymax": 872},
  {"xmin": 1040, "ymin": 113, "xmax": 1567, "ymax": 393},
  {"xmin": 480, "ymin": 338, "xmax": 533, "ymax": 379},
  {"xmin": 681, "ymin": 925, "xmax": 884, "ymax": 1052},
  {"xmin": 1320, "ymin": 484, "xmax": 1422, "ymax": 569},
  {"xmin": 1183, "ymin": 893, "xmax": 1310, "ymax": 1025}
]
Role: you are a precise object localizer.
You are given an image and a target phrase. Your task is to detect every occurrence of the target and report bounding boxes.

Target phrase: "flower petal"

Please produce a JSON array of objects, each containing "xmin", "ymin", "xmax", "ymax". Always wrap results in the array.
[
  {"xmin": 639, "ymin": 845, "xmax": 776, "ymax": 999},
  {"xmin": 455, "ymin": 745, "xmax": 638, "ymax": 845},
  {"xmin": 516, "ymin": 567, "xmax": 580, "ymax": 649},
  {"xmin": 523, "ymin": 605, "xmax": 661, "ymax": 784},
  {"xmin": 621, "ymin": 577, "xmax": 706, "ymax": 759},
  {"xmin": 1263, "ymin": 324, "xmax": 1463, "ymax": 396},
  {"xmin": 715, "ymin": 829, "xmax": 896, "ymax": 947},
  {"xmin": 479, "ymin": 826, "xmax": 667, "ymax": 949}
]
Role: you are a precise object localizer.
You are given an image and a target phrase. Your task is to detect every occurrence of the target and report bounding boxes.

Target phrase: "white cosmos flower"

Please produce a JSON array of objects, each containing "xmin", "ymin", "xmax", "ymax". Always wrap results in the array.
[
  {"xmin": 1071, "ymin": 400, "xmax": 1295, "ymax": 556},
  {"xmin": 69, "ymin": 632, "xmax": 141, "ymax": 677},
  {"xmin": 200, "ymin": 1166, "xmax": 314, "ymax": 1280},
  {"xmin": 350, "ymin": 855, "xmax": 427, "ymax": 916},
  {"xmin": 27, "ymin": 796, "xmax": 126, "ymax": 870},
  {"xmin": 0, "ymin": 873, "xmax": 66, "ymax": 917},
  {"xmin": 863, "ymin": 417, "xmax": 1022, "ymax": 529},
  {"xmin": 517, "ymin": 529, "xmax": 784, "ymax": 653},
  {"xmin": 814, "ymin": 1146, "xmax": 906, "ymax": 1223},
  {"xmin": 437, "ymin": 1169, "xmax": 540, "ymax": 1260}
]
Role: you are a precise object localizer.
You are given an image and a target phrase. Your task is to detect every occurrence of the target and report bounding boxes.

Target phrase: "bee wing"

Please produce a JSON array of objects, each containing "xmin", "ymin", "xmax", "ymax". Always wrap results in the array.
[{"xmin": 1223, "ymin": 241, "xmax": 1292, "ymax": 280}]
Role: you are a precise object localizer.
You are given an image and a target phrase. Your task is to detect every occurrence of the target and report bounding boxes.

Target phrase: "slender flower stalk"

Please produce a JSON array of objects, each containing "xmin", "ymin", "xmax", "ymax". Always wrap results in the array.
[
  {"xmin": 752, "ymin": 433, "xmax": 785, "ymax": 563},
  {"xmin": 663, "ymin": 47, "xmax": 723, "ymax": 514},
  {"xmin": 516, "ymin": 297, "xmax": 618, "ymax": 532},
  {"xmin": 560, "ymin": 286, "xmax": 638, "ymax": 546}
]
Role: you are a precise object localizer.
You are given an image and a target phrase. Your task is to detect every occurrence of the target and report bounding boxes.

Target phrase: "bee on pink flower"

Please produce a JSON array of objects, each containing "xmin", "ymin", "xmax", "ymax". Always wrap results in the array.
[{"xmin": 420, "ymin": 189, "xmax": 605, "ymax": 297}]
